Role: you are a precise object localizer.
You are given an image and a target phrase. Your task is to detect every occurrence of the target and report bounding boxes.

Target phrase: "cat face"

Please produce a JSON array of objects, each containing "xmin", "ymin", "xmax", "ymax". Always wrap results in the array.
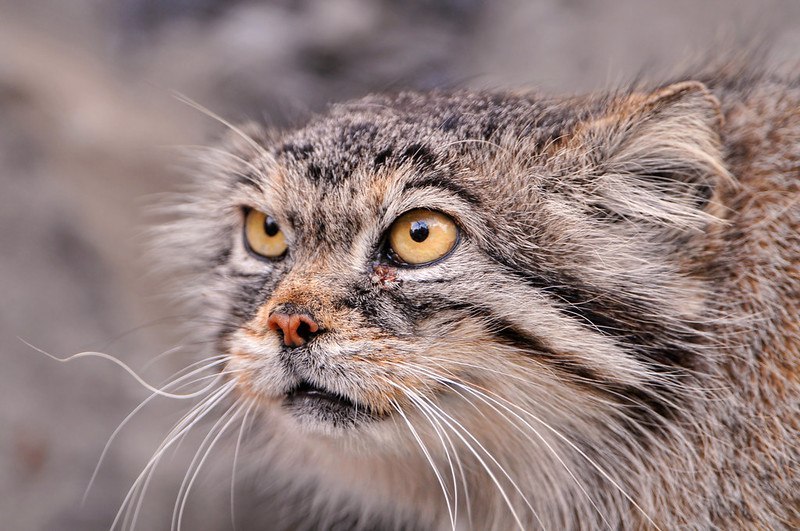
[{"xmin": 160, "ymin": 83, "xmax": 727, "ymax": 521}]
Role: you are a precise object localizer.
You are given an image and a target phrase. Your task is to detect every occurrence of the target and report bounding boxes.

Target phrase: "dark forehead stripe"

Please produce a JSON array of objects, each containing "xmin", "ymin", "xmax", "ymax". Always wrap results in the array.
[
  {"xmin": 275, "ymin": 142, "xmax": 315, "ymax": 159},
  {"xmin": 371, "ymin": 143, "xmax": 441, "ymax": 174}
]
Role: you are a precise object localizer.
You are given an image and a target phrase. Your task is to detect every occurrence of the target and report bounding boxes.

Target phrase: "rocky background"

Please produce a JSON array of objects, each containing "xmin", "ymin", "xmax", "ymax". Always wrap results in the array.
[{"xmin": 1, "ymin": 1, "xmax": 798, "ymax": 529}]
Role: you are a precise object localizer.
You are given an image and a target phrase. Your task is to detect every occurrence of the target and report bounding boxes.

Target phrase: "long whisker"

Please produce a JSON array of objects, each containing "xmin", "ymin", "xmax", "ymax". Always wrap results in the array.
[
  {"xmin": 124, "ymin": 382, "xmax": 235, "ymax": 531},
  {"xmin": 22, "ymin": 339, "xmax": 225, "ymax": 400},
  {"xmin": 112, "ymin": 381, "xmax": 236, "ymax": 531},
  {"xmin": 388, "ymin": 397, "xmax": 456, "ymax": 529},
  {"xmin": 397, "ymin": 387, "xmax": 461, "ymax": 529},
  {"xmin": 171, "ymin": 144, "xmax": 266, "ymax": 178},
  {"xmin": 399, "ymin": 362, "xmax": 658, "ymax": 530},
  {"xmin": 174, "ymin": 400, "xmax": 246, "ymax": 531},
  {"xmin": 83, "ymin": 356, "xmax": 231, "ymax": 504},
  {"xmin": 475, "ymin": 386, "xmax": 659, "ymax": 529},
  {"xmin": 422, "ymin": 397, "xmax": 471, "ymax": 529},
  {"xmin": 126, "ymin": 381, "xmax": 238, "ymax": 531},
  {"xmin": 171, "ymin": 92, "xmax": 269, "ymax": 159},
  {"xmin": 399, "ymin": 361, "xmax": 613, "ymax": 529},
  {"xmin": 406, "ymin": 385, "xmax": 537, "ymax": 530},
  {"xmin": 386, "ymin": 379, "xmax": 533, "ymax": 531},
  {"xmin": 230, "ymin": 400, "xmax": 254, "ymax": 531}
]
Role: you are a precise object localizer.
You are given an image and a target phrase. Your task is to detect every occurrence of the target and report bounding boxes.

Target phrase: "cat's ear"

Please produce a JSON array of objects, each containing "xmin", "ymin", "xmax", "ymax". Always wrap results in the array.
[{"xmin": 573, "ymin": 81, "xmax": 731, "ymax": 225}]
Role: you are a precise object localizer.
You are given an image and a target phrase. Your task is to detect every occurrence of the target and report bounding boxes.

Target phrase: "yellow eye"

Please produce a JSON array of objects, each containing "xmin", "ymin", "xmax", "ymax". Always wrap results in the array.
[
  {"xmin": 388, "ymin": 209, "xmax": 458, "ymax": 265},
  {"xmin": 244, "ymin": 209, "xmax": 288, "ymax": 259}
]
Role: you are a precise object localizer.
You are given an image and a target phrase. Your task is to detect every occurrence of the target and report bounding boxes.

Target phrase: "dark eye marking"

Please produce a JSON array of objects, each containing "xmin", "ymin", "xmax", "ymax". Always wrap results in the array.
[
  {"xmin": 401, "ymin": 174, "xmax": 481, "ymax": 206},
  {"xmin": 399, "ymin": 143, "xmax": 437, "ymax": 167}
]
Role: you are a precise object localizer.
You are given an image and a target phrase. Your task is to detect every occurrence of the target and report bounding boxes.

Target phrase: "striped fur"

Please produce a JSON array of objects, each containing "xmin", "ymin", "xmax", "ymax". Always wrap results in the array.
[{"xmin": 155, "ymin": 66, "xmax": 800, "ymax": 529}]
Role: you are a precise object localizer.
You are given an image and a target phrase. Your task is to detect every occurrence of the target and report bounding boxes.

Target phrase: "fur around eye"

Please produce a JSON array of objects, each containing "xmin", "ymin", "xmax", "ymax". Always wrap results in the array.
[
  {"xmin": 243, "ymin": 208, "xmax": 288, "ymax": 259},
  {"xmin": 387, "ymin": 209, "xmax": 458, "ymax": 266}
]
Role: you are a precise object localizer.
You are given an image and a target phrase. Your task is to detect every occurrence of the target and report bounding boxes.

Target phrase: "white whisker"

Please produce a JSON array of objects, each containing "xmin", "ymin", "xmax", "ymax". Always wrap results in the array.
[
  {"xmin": 230, "ymin": 400, "xmax": 254, "ymax": 531},
  {"xmin": 409, "ymin": 362, "xmax": 659, "ymax": 530},
  {"xmin": 389, "ymin": 397, "xmax": 456, "ymax": 529},
  {"xmin": 22, "ymin": 338, "xmax": 225, "ymax": 400},
  {"xmin": 404, "ymin": 361, "xmax": 614, "ymax": 530},
  {"xmin": 83, "ymin": 356, "xmax": 230, "ymax": 504},
  {"xmin": 127, "ymin": 382, "xmax": 237, "ymax": 531},
  {"xmin": 112, "ymin": 381, "xmax": 236, "ymax": 531},
  {"xmin": 171, "ymin": 93, "xmax": 269, "ymax": 159},
  {"xmin": 174, "ymin": 400, "xmax": 245, "ymax": 531},
  {"xmin": 397, "ymin": 382, "xmax": 536, "ymax": 531}
]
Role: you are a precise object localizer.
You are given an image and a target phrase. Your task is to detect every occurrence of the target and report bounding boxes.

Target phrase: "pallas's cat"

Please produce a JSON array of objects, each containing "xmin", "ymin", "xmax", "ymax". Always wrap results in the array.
[{"xmin": 151, "ymin": 67, "xmax": 799, "ymax": 529}]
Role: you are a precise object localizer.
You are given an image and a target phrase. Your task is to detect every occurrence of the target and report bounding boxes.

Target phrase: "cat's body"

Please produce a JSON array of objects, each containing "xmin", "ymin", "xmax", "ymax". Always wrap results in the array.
[{"xmin": 159, "ymin": 64, "xmax": 799, "ymax": 530}]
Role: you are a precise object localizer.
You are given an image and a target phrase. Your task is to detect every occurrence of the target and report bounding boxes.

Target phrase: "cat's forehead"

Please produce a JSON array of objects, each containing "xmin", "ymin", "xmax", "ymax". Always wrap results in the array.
[{"xmin": 267, "ymin": 91, "xmax": 584, "ymax": 187}]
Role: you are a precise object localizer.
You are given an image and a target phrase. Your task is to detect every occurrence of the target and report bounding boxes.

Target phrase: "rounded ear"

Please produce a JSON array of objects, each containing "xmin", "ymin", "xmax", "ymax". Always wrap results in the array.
[
  {"xmin": 572, "ymin": 81, "xmax": 732, "ymax": 228},
  {"xmin": 632, "ymin": 81, "xmax": 725, "ymax": 129}
]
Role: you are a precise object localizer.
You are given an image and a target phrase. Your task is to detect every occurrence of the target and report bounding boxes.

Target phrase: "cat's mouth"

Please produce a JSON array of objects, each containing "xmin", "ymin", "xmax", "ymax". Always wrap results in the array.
[{"xmin": 282, "ymin": 380, "xmax": 379, "ymax": 428}]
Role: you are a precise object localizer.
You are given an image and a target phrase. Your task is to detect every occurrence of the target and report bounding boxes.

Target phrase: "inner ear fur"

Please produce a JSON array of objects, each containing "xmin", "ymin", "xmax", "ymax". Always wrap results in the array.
[{"xmin": 575, "ymin": 81, "xmax": 732, "ymax": 226}]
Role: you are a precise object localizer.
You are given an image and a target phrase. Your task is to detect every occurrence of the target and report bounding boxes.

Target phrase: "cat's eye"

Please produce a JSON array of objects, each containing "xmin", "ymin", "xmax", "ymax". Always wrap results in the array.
[
  {"xmin": 387, "ymin": 209, "xmax": 458, "ymax": 266},
  {"xmin": 244, "ymin": 209, "xmax": 288, "ymax": 259}
]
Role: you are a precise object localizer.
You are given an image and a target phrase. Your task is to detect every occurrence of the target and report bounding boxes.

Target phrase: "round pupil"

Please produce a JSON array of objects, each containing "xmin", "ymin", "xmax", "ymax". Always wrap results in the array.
[
  {"xmin": 264, "ymin": 216, "xmax": 280, "ymax": 237},
  {"xmin": 409, "ymin": 220, "xmax": 429, "ymax": 243}
]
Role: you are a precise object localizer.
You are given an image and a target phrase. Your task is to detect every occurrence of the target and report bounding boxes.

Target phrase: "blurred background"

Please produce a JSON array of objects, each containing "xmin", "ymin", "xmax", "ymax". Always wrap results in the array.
[{"xmin": 1, "ymin": 1, "xmax": 798, "ymax": 529}]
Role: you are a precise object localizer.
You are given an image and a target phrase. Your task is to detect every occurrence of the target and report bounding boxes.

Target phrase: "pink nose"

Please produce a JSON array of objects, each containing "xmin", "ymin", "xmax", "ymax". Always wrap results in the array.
[{"xmin": 267, "ymin": 311, "xmax": 320, "ymax": 347}]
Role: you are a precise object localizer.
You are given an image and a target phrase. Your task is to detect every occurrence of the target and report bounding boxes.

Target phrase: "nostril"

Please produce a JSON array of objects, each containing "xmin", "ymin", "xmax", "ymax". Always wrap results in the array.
[
  {"xmin": 267, "ymin": 310, "xmax": 320, "ymax": 348},
  {"xmin": 296, "ymin": 319, "xmax": 312, "ymax": 342},
  {"xmin": 293, "ymin": 314, "xmax": 320, "ymax": 344}
]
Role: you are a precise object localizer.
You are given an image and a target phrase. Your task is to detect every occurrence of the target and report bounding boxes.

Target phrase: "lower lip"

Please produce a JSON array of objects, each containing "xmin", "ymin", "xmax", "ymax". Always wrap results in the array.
[
  {"xmin": 282, "ymin": 389, "xmax": 377, "ymax": 426},
  {"xmin": 284, "ymin": 388, "xmax": 357, "ymax": 412}
]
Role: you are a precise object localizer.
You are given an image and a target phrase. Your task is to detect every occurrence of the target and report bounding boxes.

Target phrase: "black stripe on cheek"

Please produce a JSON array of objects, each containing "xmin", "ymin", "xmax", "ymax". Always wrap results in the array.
[
  {"xmin": 489, "ymin": 261, "xmax": 702, "ymax": 371},
  {"xmin": 477, "ymin": 308, "xmax": 680, "ymax": 428},
  {"xmin": 335, "ymin": 282, "xmax": 676, "ymax": 424},
  {"xmin": 338, "ymin": 283, "xmax": 416, "ymax": 336},
  {"xmin": 461, "ymin": 305, "xmax": 618, "ymax": 391},
  {"xmin": 341, "ymin": 281, "xmax": 613, "ymax": 390},
  {"xmin": 546, "ymin": 285, "xmax": 702, "ymax": 370}
]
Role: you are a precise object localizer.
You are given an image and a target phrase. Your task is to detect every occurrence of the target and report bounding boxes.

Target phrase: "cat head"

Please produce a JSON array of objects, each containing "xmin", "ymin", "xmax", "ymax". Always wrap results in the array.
[{"xmin": 157, "ymin": 81, "xmax": 728, "ymax": 516}]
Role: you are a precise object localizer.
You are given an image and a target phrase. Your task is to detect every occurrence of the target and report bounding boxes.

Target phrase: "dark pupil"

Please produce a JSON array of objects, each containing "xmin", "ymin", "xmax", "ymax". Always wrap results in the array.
[
  {"xmin": 264, "ymin": 216, "xmax": 280, "ymax": 237},
  {"xmin": 409, "ymin": 220, "xmax": 429, "ymax": 243}
]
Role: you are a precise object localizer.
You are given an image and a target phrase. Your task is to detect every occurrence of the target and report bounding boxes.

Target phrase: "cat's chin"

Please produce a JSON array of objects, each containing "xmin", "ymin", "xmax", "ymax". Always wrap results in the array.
[{"xmin": 280, "ymin": 379, "xmax": 382, "ymax": 433}]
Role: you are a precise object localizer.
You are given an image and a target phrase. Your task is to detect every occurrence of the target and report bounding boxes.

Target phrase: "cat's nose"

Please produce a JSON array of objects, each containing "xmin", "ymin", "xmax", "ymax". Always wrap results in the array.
[{"xmin": 267, "ymin": 308, "xmax": 320, "ymax": 347}]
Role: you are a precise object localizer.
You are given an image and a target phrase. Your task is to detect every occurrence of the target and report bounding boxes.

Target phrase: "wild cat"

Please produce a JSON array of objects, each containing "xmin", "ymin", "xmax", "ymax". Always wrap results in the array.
[{"xmin": 101, "ymin": 62, "xmax": 798, "ymax": 530}]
